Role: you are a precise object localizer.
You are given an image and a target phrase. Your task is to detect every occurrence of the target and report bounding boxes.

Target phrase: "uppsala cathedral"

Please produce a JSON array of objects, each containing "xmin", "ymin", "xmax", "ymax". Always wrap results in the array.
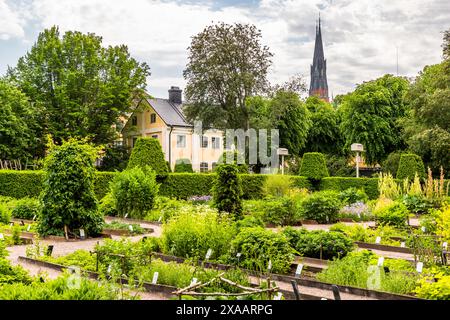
[{"xmin": 309, "ymin": 16, "xmax": 329, "ymax": 102}]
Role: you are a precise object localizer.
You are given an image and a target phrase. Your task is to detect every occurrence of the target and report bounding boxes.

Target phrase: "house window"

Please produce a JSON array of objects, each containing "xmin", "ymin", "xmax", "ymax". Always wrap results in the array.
[
  {"xmin": 132, "ymin": 137, "xmax": 138, "ymax": 147},
  {"xmin": 131, "ymin": 116, "xmax": 138, "ymax": 126},
  {"xmin": 201, "ymin": 136, "xmax": 208, "ymax": 148},
  {"xmin": 152, "ymin": 134, "xmax": 158, "ymax": 139},
  {"xmin": 177, "ymin": 135, "xmax": 186, "ymax": 148},
  {"xmin": 200, "ymin": 162, "xmax": 209, "ymax": 173},
  {"xmin": 150, "ymin": 113, "xmax": 156, "ymax": 124},
  {"xmin": 212, "ymin": 137, "xmax": 220, "ymax": 149}
]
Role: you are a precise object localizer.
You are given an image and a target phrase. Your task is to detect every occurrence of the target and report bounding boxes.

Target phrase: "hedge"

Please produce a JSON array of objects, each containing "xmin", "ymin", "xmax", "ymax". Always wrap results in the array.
[
  {"xmin": 299, "ymin": 152, "xmax": 329, "ymax": 180},
  {"xmin": 0, "ymin": 170, "xmax": 43, "ymax": 198},
  {"xmin": 396, "ymin": 153, "xmax": 425, "ymax": 180},
  {"xmin": 319, "ymin": 177, "xmax": 380, "ymax": 199}
]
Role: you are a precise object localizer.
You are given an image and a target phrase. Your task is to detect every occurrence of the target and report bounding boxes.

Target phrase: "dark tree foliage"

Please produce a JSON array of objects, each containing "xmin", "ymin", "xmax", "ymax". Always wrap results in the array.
[
  {"xmin": 98, "ymin": 145, "xmax": 130, "ymax": 172},
  {"xmin": 7, "ymin": 26, "xmax": 150, "ymax": 151},
  {"xmin": 183, "ymin": 22, "xmax": 273, "ymax": 130},
  {"xmin": 213, "ymin": 164, "xmax": 243, "ymax": 219}
]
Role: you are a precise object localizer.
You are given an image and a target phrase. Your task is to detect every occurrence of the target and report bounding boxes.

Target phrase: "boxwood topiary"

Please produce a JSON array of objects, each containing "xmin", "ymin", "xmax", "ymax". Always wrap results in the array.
[
  {"xmin": 299, "ymin": 152, "xmax": 329, "ymax": 181},
  {"xmin": 212, "ymin": 164, "xmax": 243, "ymax": 219},
  {"xmin": 127, "ymin": 137, "xmax": 169, "ymax": 175},
  {"xmin": 396, "ymin": 153, "xmax": 425, "ymax": 180},
  {"xmin": 174, "ymin": 159, "xmax": 194, "ymax": 173}
]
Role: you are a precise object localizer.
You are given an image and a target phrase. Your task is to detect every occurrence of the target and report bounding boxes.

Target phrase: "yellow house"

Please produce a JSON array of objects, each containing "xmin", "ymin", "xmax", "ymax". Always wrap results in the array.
[{"xmin": 122, "ymin": 87, "xmax": 224, "ymax": 172}]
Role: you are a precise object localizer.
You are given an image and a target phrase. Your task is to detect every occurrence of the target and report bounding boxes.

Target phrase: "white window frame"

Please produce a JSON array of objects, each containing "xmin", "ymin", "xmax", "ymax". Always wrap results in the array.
[
  {"xmin": 200, "ymin": 162, "xmax": 209, "ymax": 172},
  {"xmin": 177, "ymin": 135, "xmax": 186, "ymax": 148},
  {"xmin": 201, "ymin": 136, "xmax": 209, "ymax": 148},
  {"xmin": 212, "ymin": 137, "xmax": 221, "ymax": 149}
]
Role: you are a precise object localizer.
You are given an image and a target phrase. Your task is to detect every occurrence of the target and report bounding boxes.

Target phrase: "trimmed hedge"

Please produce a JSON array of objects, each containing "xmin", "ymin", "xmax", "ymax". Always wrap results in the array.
[
  {"xmin": 396, "ymin": 153, "xmax": 425, "ymax": 180},
  {"xmin": 299, "ymin": 152, "xmax": 329, "ymax": 180},
  {"xmin": 319, "ymin": 177, "xmax": 380, "ymax": 200},
  {"xmin": 159, "ymin": 173, "xmax": 215, "ymax": 199},
  {"xmin": 127, "ymin": 137, "xmax": 169, "ymax": 174},
  {"xmin": 0, "ymin": 170, "xmax": 43, "ymax": 198}
]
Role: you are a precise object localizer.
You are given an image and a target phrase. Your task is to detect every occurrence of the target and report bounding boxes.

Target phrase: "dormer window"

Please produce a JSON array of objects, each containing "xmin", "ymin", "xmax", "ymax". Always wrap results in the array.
[
  {"xmin": 131, "ymin": 116, "xmax": 138, "ymax": 126},
  {"xmin": 150, "ymin": 113, "xmax": 156, "ymax": 123}
]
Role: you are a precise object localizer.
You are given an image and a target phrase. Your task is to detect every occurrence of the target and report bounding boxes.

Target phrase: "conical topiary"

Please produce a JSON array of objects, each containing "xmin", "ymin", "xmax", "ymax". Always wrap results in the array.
[{"xmin": 127, "ymin": 137, "xmax": 169, "ymax": 175}]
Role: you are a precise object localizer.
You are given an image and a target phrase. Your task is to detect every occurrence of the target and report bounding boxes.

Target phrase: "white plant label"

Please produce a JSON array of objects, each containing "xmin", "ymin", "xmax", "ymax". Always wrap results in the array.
[
  {"xmin": 273, "ymin": 293, "xmax": 282, "ymax": 300},
  {"xmin": 124, "ymin": 213, "xmax": 128, "ymax": 219},
  {"xmin": 357, "ymin": 213, "xmax": 361, "ymax": 219},
  {"xmin": 421, "ymin": 226, "xmax": 426, "ymax": 233},
  {"xmin": 27, "ymin": 225, "xmax": 31, "ymax": 232},
  {"xmin": 295, "ymin": 264, "xmax": 304, "ymax": 277},
  {"xmin": 377, "ymin": 257, "xmax": 384, "ymax": 267},
  {"xmin": 190, "ymin": 278, "xmax": 198, "ymax": 286},
  {"xmin": 267, "ymin": 260, "xmax": 272, "ymax": 271},
  {"xmin": 79, "ymin": 229, "xmax": 85, "ymax": 238},
  {"xmin": 400, "ymin": 242, "xmax": 406, "ymax": 248},
  {"xmin": 321, "ymin": 298, "xmax": 328, "ymax": 300},
  {"xmin": 236, "ymin": 252, "xmax": 242, "ymax": 258},
  {"xmin": 443, "ymin": 242, "xmax": 448, "ymax": 249},
  {"xmin": 32, "ymin": 215, "xmax": 37, "ymax": 221},
  {"xmin": 152, "ymin": 272, "xmax": 159, "ymax": 284},
  {"xmin": 416, "ymin": 262, "xmax": 424, "ymax": 273},
  {"xmin": 107, "ymin": 265, "xmax": 112, "ymax": 274},
  {"xmin": 205, "ymin": 249, "xmax": 213, "ymax": 260},
  {"xmin": 0, "ymin": 233, "xmax": 4, "ymax": 240},
  {"xmin": 158, "ymin": 216, "xmax": 162, "ymax": 223},
  {"xmin": 129, "ymin": 225, "xmax": 134, "ymax": 232},
  {"xmin": 375, "ymin": 237, "xmax": 381, "ymax": 244}
]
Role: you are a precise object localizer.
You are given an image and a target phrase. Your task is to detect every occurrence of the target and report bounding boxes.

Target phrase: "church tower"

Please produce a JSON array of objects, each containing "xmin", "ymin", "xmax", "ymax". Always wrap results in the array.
[{"xmin": 309, "ymin": 16, "xmax": 329, "ymax": 102}]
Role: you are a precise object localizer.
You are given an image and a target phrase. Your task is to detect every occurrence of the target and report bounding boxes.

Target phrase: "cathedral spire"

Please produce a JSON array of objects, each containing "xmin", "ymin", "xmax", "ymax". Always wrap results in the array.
[{"xmin": 309, "ymin": 14, "xmax": 329, "ymax": 102}]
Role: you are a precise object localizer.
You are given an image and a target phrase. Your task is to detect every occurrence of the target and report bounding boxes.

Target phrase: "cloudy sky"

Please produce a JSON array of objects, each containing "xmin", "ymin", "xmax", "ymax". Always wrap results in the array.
[{"xmin": 1, "ymin": 0, "xmax": 449, "ymax": 99}]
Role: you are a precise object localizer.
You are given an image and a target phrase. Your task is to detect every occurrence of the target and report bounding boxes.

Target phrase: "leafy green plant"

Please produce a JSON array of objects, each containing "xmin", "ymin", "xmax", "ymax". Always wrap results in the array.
[
  {"xmin": 263, "ymin": 175, "xmax": 292, "ymax": 198},
  {"xmin": 103, "ymin": 221, "xmax": 145, "ymax": 234},
  {"xmin": 98, "ymin": 193, "xmax": 118, "ymax": 217},
  {"xmin": 282, "ymin": 227, "xmax": 354, "ymax": 260},
  {"xmin": 212, "ymin": 164, "xmax": 243, "ymax": 219},
  {"xmin": 378, "ymin": 173, "xmax": 401, "ymax": 200},
  {"xmin": 38, "ymin": 138, "xmax": 103, "ymax": 237},
  {"xmin": 373, "ymin": 202, "xmax": 410, "ymax": 228},
  {"xmin": 299, "ymin": 152, "xmax": 329, "ymax": 181},
  {"xmin": 0, "ymin": 202, "xmax": 11, "ymax": 224},
  {"xmin": 300, "ymin": 191, "xmax": 342, "ymax": 224},
  {"xmin": 40, "ymin": 250, "xmax": 97, "ymax": 271},
  {"xmin": 145, "ymin": 197, "xmax": 187, "ymax": 223},
  {"xmin": 11, "ymin": 198, "xmax": 41, "ymax": 220},
  {"xmin": 127, "ymin": 137, "xmax": 169, "ymax": 175},
  {"xmin": 228, "ymin": 227, "xmax": 295, "ymax": 274},
  {"xmin": 261, "ymin": 197, "xmax": 300, "ymax": 226},
  {"xmin": 110, "ymin": 166, "xmax": 159, "ymax": 219},
  {"xmin": 338, "ymin": 188, "xmax": 368, "ymax": 205},
  {"xmin": 415, "ymin": 274, "xmax": 450, "ymax": 300},
  {"xmin": 161, "ymin": 206, "xmax": 236, "ymax": 260}
]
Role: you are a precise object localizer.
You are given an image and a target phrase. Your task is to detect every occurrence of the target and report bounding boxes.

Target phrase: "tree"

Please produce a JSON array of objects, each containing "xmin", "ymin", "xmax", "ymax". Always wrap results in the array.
[
  {"xmin": 339, "ymin": 75, "xmax": 409, "ymax": 164},
  {"xmin": 7, "ymin": 26, "xmax": 150, "ymax": 150},
  {"xmin": 0, "ymin": 80, "xmax": 41, "ymax": 160},
  {"xmin": 38, "ymin": 139, "xmax": 103, "ymax": 238},
  {"xmin": 183, "ymin": 22, "xmax": 273, "ymax": 130},
  {"xmin": 213, "ymin": 164, "xmax": 243, "ymax": 219},
  {"xmin": 304, "ymin": 96, "xmax": 342, "ymax": 155},
  {"xmin": 98, "ymin": 145, "xmax": 130, "ymax": 172},
  {"xmin": 127, "ymin": 138, "xmax": 169, "ymax": 175},
  {"xmin": 444, "ymin": 28, "xmax": 450, "ymax": 60}
]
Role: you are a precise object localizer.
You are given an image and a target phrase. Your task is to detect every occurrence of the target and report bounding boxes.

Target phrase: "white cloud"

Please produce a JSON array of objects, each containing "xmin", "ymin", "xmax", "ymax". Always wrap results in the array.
[
  {"xmin": 0, "ymin": 0, "xmax": 26, "ymax": 40},
  {"xmin": 4, "ymin": 0, "xmax": 450, "ymax": 97}
]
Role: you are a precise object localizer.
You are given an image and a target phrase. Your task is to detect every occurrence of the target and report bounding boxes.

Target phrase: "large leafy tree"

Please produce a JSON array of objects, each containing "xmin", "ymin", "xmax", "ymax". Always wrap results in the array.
[
  {"xmin": 7, "ymin": 26, "xmax": 150, "ymax": 149},
  {"xmin": 304, "ymin": 96, "xmax": 342, "ymax": 155},
  {"xmin": 339, "ymin": 75, "xmax": 409, "ymax": 164},
  {"xmin": 0, "ymin": 80, "xmax": 41, "ymax": 160},
  {"xmin": 183, "ymin": 22, "xmax": 273, "ymax": 130}
]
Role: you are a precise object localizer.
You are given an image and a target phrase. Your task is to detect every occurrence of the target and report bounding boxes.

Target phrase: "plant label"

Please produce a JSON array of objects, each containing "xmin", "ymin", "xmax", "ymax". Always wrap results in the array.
[
  {"xmin": 375, "ymin": 237, "xmax": 381, "ymax": 244},
  {"xmin": 273, "ymin": 293, "xmax": 282, "ymax": 300},
  {"xmin": 377, "ymin": 257, "xmax": 384, "ymax": 267},
  {"xmin": 129, "ymin": 225, "xmax": 133, "ymax": 232},
  {"xmin": 79, "ymin": 229, "xmax": 85, "ymax": 239},
  {"xmin": 295, "ymin": 264, "xmax": 304, "ymax": 277},
  {"xmin": 107, "ymin": 265, "xmax": 112, "ymax": 274},
  {"xmin": 190, "ymin": 278, "xmax": 198, "ymax": 286},
  {"xmin": 205, "ymin": 249, "xmax": 213, "ymax": 260},
  {"xmin": 27, "ymin": 225, "xmax": 31, "ymax": 232},
  {"xmin": 10, "ymin": 222, "xmax": 14, "ymax": 227},
  {"xmin": 152, "ymin": 272, "xmax": 159, "ymax": 284},
  {"xmin": 124, "ymin": 213, "xmax": 128, "ymax": 219},
  {"xmin": 236, "ymin": 252, "xmax": 242, "ymax": 258},
  {"xmin": 267, "ymin": 260, "xmax": 272, "ymax": 271},
  {"xmin": 443, "ymin": 242, "xmax": 448, "ymax": 249},
  {"xmin": 0, "ymin": 233, "xmax": 4, "ymax": 240},
  {"xmin": 158, "ymin": 216, "xmax": 162, "ymax": 223},
  {"xmin": 416, "ymin": 262, "xmax": 424, "ymax": 273},
  {"xmin": 32, "ymin": 215, "xmax": 37, "ymax": 221},
  {"xmin": 421, "ymin": 226, "xmax": 426, "ymax": 233},
  {"xmin": 400, "ymin": 242, "xmax": 406, "ymax": 248},
  {"xmin": 357, "ymin": 213, "xmax": 361, "ymax": 219},
  {"xmin": 321, "ymin": 298, "xmax": 328, "ymax": 300}
]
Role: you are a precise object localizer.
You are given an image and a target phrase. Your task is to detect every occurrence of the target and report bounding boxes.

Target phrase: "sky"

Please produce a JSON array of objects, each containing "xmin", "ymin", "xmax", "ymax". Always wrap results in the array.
[{"xmin": 1, "ymin": 0, "xmax": 449, "ymax": 99}]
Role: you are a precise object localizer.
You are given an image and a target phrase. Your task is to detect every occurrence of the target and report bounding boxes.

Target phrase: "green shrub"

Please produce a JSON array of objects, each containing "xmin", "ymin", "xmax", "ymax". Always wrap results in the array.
[
  {"xmin": 0, "ymin": 170, "xmax": 43, "ymax": 198},
  {"xmin": 11, "ymin": 198, "xmax": 41, "ymax": 220},
  {"xmin": 299, "ymin": 153, "xmax": 329, "ymax": 180},
  {"xmin": 98, "ymin": 193, "xmax": 117, "ymax": 217},
  {"xmin": 110, "ymin": 166, "xmax": 159, "ymax": 219},
  {"xmin": 326, "ymin": 155, "xmax": 355, "ymax": 177},
  {"xmin": 415, "ymin": 274, "xmax": 450, "ymax": 300},
  {"xmin": 161, "ymin": 206, "xmax": 236, "ymax": 260},
  {"xmin": 338, "ymin": 188, "xmax": 368, "ymax": 205},
  {"xmin": 213, "ymin": 164, "xmax": 243, "ymax": 219},
  {"xmin": 98, "ymin": 144, "xmax": 130, "ymax": 172},
  {"xmin": 40, "ymin": 250, "xmax": 97, "ymax": 271},
  {"xmin": 0, "ymin": 202, "xmax": 11, "ymax": 224},
  {"xmin": 159, "ymin": 173, "xmax": 214, "ymax": 199},
  {"xmin": 228, "ymin": 227, "xmax": 295, "ymax": 274},
  {"xmin": 260, "ymin": 197, "xmax": 300, "ymax": 226},
  {"xmin": 300, "ymin": 191, "xmax": 342, "ymax": 224},
  {"xmin": 382, "ymin": 151, "xmax": 403, "ymax": 176},
  {"xmin": 235, "ymin": 215, "xmax": 265, "ymax": 231},
  {"xmin": 320, "ymin": 177, "xmax": 380, "ymax": 199},
  {"xmin": 402, "ymin": 194, "xmax": 433, "ymax": 215},
  {"xmin": 282, "ymin": 227, "xmax": 354, "ymax": 260},
  {"xmin": 396, "ymin": 153, "xmax": 425, "ymax": 180},
  {"xmin": 263, "ymin": 175, "xmax": 292, "ymax": 198},
  {"xmin": 94, "ymin": 172, "xmax": 116, "ymax": 199},
  {"xmin": 374, "ymin": 202, "xmax": 410, "ymax": 228},
  {"xmin": 38, "ymin": 139, "xmax": 103, "ymax": 237},
  {"xmin": 127, "ymin": 138, "xmax": 168, "ymax": 175},
  {"xmin": 103, "ymin": 221, "xmax": 145, "ymax": 235},
  {"xmin": 146, "ymin": 197, "xmax": 187, "ymax": 223},
  {"xmin": 174, "ymin": 159, "xmax": 194, "ymax": 173}
]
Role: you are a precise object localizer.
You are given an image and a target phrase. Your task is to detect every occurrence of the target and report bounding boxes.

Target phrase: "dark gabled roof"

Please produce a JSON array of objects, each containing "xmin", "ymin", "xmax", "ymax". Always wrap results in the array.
[{"xmin": 147, "ymin": 97, "xmax": 192, "ymax": 127}]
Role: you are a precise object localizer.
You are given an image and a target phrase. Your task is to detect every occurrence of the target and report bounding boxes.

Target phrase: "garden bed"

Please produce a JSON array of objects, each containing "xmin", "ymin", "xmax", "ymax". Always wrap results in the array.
[
  {"xmin": 355, "ymin": 241, "xmax": 413, "ymax": 254},
  {"xmin": 102, "ymin": 227, "xmax": 154, "ymax": 237},
  {"xmin": 42, "ymin": 234, "xmax": 112, "ymax": 242}
]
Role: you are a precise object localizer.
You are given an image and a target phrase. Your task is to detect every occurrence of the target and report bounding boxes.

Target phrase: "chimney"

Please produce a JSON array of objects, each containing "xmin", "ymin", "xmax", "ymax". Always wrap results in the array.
[{"xmin": 168, "ymin": 86, "xmax": 182, "ymax": 104}]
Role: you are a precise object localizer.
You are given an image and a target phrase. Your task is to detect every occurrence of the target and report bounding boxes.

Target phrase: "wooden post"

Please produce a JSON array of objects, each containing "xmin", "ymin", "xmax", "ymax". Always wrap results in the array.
[{"xmin": 64, "ymin": 225, "xmax": 69, "ymax": 240}]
